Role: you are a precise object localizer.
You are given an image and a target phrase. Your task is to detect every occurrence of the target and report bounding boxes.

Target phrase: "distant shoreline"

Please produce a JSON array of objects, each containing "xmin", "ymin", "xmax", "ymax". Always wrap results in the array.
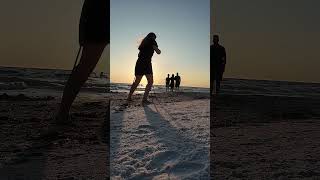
[
  {"xmin": 0, "ymin": 66, "xmax": 210, "ymax": 89},
  {"xmin": 2, "ymin": 65, "xmax": 320, "ymax": 85}
]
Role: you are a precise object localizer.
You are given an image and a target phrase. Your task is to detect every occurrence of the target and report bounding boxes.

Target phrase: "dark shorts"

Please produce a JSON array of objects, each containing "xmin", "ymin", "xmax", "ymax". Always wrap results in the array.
[
  {"xmin": 211, "ymin": 65, "xmax": 225, "ymax": 80},
  {"xmin": 135, "ymin": 59, "xmax": 153, "ymax": 76},
  {"xmin": 79, "ymin": 0, "xmax": 109, "ymax": 45},
  {"xmin": 212, "ymin": 71, "xmax": 223, "ymax": 81},
  {"xmin": 175, "ymin": 82, "xmax": 180, "ymax": 87}
]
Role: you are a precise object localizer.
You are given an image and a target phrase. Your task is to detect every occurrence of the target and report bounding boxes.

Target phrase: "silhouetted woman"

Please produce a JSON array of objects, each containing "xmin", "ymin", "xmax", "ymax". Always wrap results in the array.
[
  {"xmin": 55, "ymin": 0, "xmax": 109, "ymax": 124},
  {"xmin": 127, "ymin": 32, "xmax": 161, "ymax": 104}
]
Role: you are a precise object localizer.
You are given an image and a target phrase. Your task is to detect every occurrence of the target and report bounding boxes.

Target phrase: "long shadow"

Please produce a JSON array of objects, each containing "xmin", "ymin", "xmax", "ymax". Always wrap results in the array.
[
  {"xmin": 109, "ymin": 101, "xmax": 125, "ymax": 174},
  {"xmin": 142, "ymin": 105, "xmax": 210, "ymax": 178},
  {"xmin": 143, "ymin": 105, "xmax": 201, "ymax": 156},
  {"xmin": 0, "ymin": 131, "xmax": 51, "ymax": 179},
  {"xmin": 103, "ymin": 100, "xmax": 110, "ymax": 177},
  {"xmin": 0, "ymin": 100, "xmax": 110, "ymax": 179}
]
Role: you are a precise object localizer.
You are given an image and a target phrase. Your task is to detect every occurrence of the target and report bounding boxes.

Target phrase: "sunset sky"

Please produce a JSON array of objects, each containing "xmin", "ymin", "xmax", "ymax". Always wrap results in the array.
[
  {"xmin": 0, "ymin": 1, "xmax": 319, "ymax": 85},
  {"xmin": 110, "ymin": 0, "xmax": 210, "ymax": 87},
  {"xmin": 212, "ymin": 0, "xmax": 320, "ymax": 83},
  {"xmin": 0, "ymin": 0, "xmax": 109, "ymax": 74}
]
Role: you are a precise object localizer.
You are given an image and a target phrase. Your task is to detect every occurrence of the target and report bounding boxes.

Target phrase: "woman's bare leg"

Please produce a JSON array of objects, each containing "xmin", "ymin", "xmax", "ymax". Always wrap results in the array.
[
  {"xmin": 143, "ymin": 74, "xmax": 153, "ymax": 102},
  {"xmin": 56, "ymin": 43, "xmax": 107, "ymax": 123},
  {"xmin": 127, "ymin": 75, "xmax": 143, "ymax": 100}
]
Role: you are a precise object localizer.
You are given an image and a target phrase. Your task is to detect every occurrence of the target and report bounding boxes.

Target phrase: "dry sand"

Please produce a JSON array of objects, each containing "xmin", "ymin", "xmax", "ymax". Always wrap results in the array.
[
  {"xmin": 0, "ymin": 93, "xmax": 109, "ymax": 180},
  {"xmin": 0, "ymin": 91, "xmax": 210, "ymax": 179},
  {"xmin": 110, "ymin": 92, "xmax": 210, "ymax": 179},
  {"xmin": 211, "ymin": 94, "xmax": 320, "ymax": 179}
]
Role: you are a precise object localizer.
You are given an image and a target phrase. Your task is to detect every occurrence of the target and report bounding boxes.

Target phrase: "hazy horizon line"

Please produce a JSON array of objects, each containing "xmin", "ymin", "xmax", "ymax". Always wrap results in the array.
[{"xmin": 2, "ymin": 65, "xmax": 320, "ymax": 85}]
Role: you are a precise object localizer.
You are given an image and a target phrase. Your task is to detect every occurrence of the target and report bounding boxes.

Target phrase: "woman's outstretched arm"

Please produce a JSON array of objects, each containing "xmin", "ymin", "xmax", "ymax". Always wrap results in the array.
[{"xmin": 153, "ymin": 45, "xmax": 161, "ymax": 54}]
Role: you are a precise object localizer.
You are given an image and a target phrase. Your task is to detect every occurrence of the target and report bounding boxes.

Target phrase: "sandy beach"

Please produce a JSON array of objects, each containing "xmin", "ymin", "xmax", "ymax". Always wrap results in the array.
[
  {"xmin": 0, "ymin": 92, "xmax": 109, "ymax": 179},
  {"xmin": 0, "ymin": 90, "xmax": 210, "ymax": 179},
  {"xmin": 211, "ymin": 94, "xmax": 320, "ymax": 179},
  {"xmin": 0, "ymin": 66, "xmax": 211, "ymax": 179},
  {"xmin": 110, "ymin": 92, "xmax": 210, "ymax": 179}
]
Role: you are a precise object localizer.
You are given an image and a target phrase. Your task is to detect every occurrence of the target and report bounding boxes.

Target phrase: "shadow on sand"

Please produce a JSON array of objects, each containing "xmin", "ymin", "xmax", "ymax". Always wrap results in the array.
[
  {"xmin": 110, "ymin": 101, "xmax": 125, "ymax": 173},
  {"xmin": 141, "ymin": 105, "xmax": 208, "ymax": 178},
  {"xmin": 0, "ymin": 135, "xmax": 50, "ymax": 179}
]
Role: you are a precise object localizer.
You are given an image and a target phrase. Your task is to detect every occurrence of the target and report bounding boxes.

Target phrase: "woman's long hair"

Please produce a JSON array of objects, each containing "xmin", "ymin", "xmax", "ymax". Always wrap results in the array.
[{"xmin": 139, "ymin": 32, "xmax": 156, "ymax": 50}]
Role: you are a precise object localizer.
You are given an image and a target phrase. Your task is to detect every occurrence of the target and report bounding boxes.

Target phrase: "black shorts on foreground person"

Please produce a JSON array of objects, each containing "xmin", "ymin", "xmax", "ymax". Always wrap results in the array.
[
  {"xmin": 135, "ymin": 60, "xmax": 153, "ymax": 76},
  {"xmin": 79, "ymin": 0, "xmax": 110, "ymax": 45},
  {"xmin": 55, "ymin": 0, "xmax": 109, "ymax": 125}
]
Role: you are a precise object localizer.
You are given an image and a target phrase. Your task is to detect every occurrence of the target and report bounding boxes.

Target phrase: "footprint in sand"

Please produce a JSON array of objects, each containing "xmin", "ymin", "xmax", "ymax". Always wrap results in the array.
[
  {"xmin": 135, "ymin": 125, "xmax": 156, "ymax": 134},
  {"xmin": 171, "ymin": 112, "xmax": 184, "ymax": 116},
  {"xmin": 129, "ymin": 146, "xmax": 155, "ymax": 159},
  {"xmin": 138, "ymin": 125, "xmax": 155, "ymax": 130},
  {"xmin": 146, "ymin": 151, "xmax": 178, "ymax": 170},
  {"xmin": 167, "ymin": 161, "xmax": 205, "ymax": 176}
]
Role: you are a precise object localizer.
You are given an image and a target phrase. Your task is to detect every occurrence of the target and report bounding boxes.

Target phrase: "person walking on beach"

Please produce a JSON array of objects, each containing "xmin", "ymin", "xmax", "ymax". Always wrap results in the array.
[
  {"xmin": 127, "ymin": 32, "xmax": 161, "ymax": 104},
  {"xmin": 170, "ymin": 74, "xmax": 175, "ymax": 92},
  {"xmin": 56, "ymin": 0, "xmax": 109, "ymax": 124},
  {"xmin": 211, "ymin": 35, "xmax": 226, "ymax": 94},
  {"xmin": 166, "ymin": 74, "xmax": 170, "ymax": 92},
  {"xmin": 175, "ymin": 72, "xmax": 181, "ymax": 91}
]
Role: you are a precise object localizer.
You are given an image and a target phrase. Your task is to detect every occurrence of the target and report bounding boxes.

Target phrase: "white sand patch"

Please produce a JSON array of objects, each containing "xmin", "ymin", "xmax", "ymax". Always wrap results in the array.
[{"xmin": 111, "ymin": 99, "xmax": 210, "ymax": 179}]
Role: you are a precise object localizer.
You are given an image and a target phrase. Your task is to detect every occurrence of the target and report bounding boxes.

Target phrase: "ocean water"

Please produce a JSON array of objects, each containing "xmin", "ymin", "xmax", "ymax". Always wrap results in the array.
[
  {"xmin": 221, "ymin": 78, "xmax": 320, "ymax": 98},
  {"xmin": 0, "ymin": 66, "xmax": 209, "ymax": 95},
  {"xmin": 2, "ymin": 66, "xmax": 318, "ymax": 98}
]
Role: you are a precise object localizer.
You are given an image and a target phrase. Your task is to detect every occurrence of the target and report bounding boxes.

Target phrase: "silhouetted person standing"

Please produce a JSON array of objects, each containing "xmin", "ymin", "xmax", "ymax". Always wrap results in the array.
[
  {"xmin": 175, "ymin": 72, "xmax": 181, "ymax": 90},
  {"xmin": 170, "ymin": 74, "xmax": 175, "ymax": 92},
  {"xmin": 127, "ymin": 32, "xmax": 161, "ymax": 104},
  {"xmin": 211, "ymin": 35, "xmax": 226, "ymax": 94},
  {"xmin": 166, "ymin": 74, "xmax": 170, "ymax": 92},
  {"xmin": 56, "ymin": 0, "xmax": 109, "ymax": 124}
]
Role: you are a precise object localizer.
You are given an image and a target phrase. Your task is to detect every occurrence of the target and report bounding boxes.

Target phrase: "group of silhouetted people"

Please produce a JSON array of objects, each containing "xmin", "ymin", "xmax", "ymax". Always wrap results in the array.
[{"xmin": 166, "ymin": 73, "xmax": 181, "ymax": 92}]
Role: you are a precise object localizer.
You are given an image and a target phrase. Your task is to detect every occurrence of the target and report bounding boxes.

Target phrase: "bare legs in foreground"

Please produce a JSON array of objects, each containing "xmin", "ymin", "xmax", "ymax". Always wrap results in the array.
[
  {"xmin": 56, "ymin": 43, "xmax": 107, "ymax": 123},
  {"xmin": 127, "ymin": 74, "xmax": 153, "ymax": 102}
]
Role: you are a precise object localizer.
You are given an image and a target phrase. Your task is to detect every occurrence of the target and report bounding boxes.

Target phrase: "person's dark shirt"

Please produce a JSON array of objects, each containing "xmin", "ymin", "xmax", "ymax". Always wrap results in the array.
[
  {"xmin": 211, "ymin": 44, "xmax": 226, "ymax": 71},
  {"xmin": 166, "ymin": 77, "xmax": 170, "ymax": 85},
  {"xmin": 138, "ymin": 39, "xmax": 158, "ymax": 61},
  {"xmin": 170, "ymin": 77, "xmax": 175, "ymax": 87},
  {"xmin": 175, "ymin": 76, "xmax": 181, "ymax": 83}
]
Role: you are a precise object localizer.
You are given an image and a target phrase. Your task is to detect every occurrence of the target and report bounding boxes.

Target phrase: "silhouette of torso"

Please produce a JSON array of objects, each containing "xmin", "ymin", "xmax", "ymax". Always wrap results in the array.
[
  {"xmin": 211, "ymin": 44, "xmax": 226, "ymax": 72},
  {"xmin": 166, "ymin": 77, "xmax": 170, "ymax": 86},
  {"xmin": 138, "ymin": 40, "xmax": 158, "ymax": 62},
  {"xmin": 170, "ymin": 77, "xmax": 175, "ymax": 88},
  {"xmin": 175, "ymin": 76, "xmax": 181, "ymax": 86}
]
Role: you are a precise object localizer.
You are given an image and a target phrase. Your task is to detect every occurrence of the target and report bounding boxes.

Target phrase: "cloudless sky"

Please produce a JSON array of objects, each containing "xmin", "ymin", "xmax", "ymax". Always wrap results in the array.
[
  {"xmin": 0, "ymin": 0, "xmax": 109, "ymax": 73},
  {"xmin": 212, "ymin": 0, "xmax": 320, "ymax": 83},
  {"xmin": 1, "ymin": 1, "xmax": 318, "ymax": 84},
  {"xmin": 111, "ymin": 0, "xmax": 210, "ymax": 88}
]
